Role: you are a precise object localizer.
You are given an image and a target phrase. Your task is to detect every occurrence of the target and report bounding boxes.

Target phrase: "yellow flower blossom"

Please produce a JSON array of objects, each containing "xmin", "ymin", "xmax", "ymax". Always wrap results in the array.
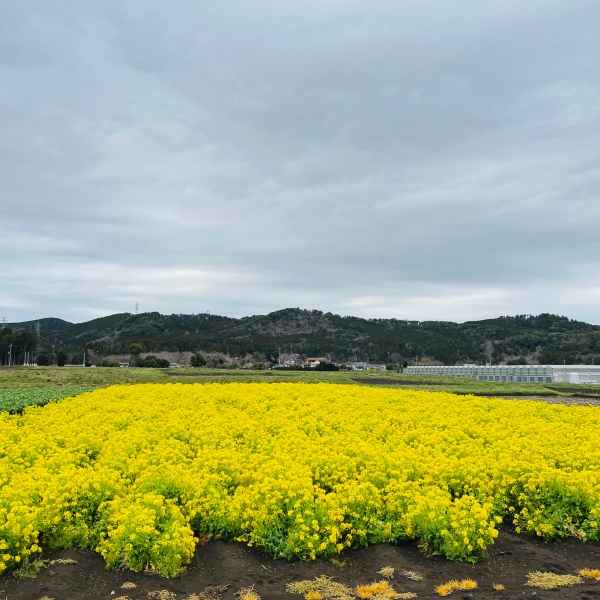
[{"xmin": 0, "ymin": 382, "xmax": 599, "ymax": 575}]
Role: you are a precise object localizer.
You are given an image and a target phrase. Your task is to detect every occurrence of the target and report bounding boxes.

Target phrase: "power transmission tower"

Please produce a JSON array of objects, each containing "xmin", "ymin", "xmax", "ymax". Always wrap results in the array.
[
  {"xmin": 0, "ymin": 317, "xmax": 6, "ymax": 330},
  {"xmin": 135, "ymin": 302, "xmax": 139, "ymax": 315},
  {"xmin": 34, "ymin": 321, "xmax": 41, "ymax": 339}
]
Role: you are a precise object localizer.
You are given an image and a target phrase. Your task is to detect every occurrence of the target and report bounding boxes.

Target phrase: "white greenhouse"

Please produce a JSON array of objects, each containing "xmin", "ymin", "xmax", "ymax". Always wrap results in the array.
[{"xmin": 404, "ymin": 364, "xmax": 600, "ymax": 384}]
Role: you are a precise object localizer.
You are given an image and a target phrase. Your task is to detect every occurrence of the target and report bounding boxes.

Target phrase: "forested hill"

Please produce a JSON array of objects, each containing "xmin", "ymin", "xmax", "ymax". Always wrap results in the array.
[{"xmin": 4, "ymin": 309, "xmax": 600, "ymax": 366}]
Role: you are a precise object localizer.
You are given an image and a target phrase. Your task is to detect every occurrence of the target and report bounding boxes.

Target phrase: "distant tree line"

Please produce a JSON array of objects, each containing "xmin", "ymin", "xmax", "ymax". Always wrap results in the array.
[
  {"xmin": 4, "ymin": 310, "xmax": 600, "ymax": 368},
  {"xmin": 0, "ymin": 328, "xmax": 37, "ymax": 366}
]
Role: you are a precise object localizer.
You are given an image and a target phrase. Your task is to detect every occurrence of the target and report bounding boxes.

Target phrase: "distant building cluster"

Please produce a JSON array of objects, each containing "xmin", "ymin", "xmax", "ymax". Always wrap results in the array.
[
  {"xmin": 405, "ymin": 364, "xmax": 600, "ymax": 384},
  {"xmin": 271, "ymin": 354, "xmax": 387, "ymax": 371}
]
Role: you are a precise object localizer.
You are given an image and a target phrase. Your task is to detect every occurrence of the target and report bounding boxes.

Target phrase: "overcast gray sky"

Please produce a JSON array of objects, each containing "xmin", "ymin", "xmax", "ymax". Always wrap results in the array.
[{"xmin": 1, "ymin": 0, "xmax": 599, "ymax": 324}]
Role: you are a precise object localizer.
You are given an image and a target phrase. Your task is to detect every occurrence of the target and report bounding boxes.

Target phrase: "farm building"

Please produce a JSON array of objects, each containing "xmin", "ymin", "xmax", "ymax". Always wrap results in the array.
[
  {"xmin": 404, "ymin": 364, "xmax": 600, "ymax": 384},
  {"xmin": 305, "ymin": 357, "xmax": 328, "ymax": 367},
  {"xmin": 350, "ymin": 361, "xmax": 369, "ymax": 371}
]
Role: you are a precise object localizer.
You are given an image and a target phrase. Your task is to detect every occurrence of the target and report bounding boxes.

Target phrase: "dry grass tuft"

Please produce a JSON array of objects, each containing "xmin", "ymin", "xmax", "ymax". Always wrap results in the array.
[
  {"xmin": 49, "ymin": 558, "xmax": 78, "ymax": 565},
  {"xmin": 435, "ymin": 579, "xmax": 478, "ymax": 596},
  {"xmin": 13, "ymin": 558, "xmax": 48, "ymax": 579},
  {"xmin": 286, "ymin": 576, "xmax": 355, "ymax": 600},
  {"xmin": 121, "ymin": 582, "xmax": 137, "ymax": 589},
  {"xmin": 399, "ymin": 570, "xmax": 424, "ymax": 582},
  {"xmin": 185, "ymin": 585, "xmax": 229, "ymax": 600},
  {"xmin": 237, "ymin": 585, "xmax": 261, "ymax": 600},
  {"xmin": 356, "ymin": 580, "xmax": 398, "ymax": 598},
  {"xmin": 353, "ymin": 580, "xmax": 415, "ymax": 600},
  {"xmin": 305, "ymin": 593, "xmax": 323, "ymax": 600},
  {"xmin": 114, "ymin": 596, "xmax": 131, "ymax": 600},
  {"xmin": 378, "ymin": 567, "xmax": 395, "ymax": 580},
  {"xmin": 434, "ymin": 583, "xmax": 453, "ymax": 597},
  {"xmin": 579, "ymin": 568, "xmax": 600, "ymax": 581},
  {"xmin": 147, "ymin": 592, "xmax": 177, "ymax": 600},
  {"xmin": 492, "ymin": 583, "xmax": 505, "ymax": 591},
  {"xmin": 525, "ymin": 572, "xmax": 583, "ymax": 589}
]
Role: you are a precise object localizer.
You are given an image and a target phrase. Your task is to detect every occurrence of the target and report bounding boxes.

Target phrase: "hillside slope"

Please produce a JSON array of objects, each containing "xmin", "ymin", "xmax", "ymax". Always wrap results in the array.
[{"xmin": 5, "ymin": 310, "xmax": 600, "ymax": 366}]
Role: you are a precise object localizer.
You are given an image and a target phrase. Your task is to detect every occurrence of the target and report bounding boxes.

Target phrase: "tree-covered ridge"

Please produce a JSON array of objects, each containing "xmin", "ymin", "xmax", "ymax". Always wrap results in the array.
[{"xmin": 5, "ymin": 310, "xmax": 600, "ymax": 366}]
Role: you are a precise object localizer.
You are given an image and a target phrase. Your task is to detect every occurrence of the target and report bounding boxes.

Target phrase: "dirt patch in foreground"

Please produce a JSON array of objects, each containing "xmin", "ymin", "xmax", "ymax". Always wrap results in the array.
[{"xmin": 2, "ymin": 530, "xmax": 600, "ymax": 600}]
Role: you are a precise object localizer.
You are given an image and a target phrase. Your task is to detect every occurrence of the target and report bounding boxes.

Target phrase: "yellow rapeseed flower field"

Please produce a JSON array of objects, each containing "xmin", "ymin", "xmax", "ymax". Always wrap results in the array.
[{"xmin": 1, "ymin": 383, "xmax": 599, "ymax": 576}]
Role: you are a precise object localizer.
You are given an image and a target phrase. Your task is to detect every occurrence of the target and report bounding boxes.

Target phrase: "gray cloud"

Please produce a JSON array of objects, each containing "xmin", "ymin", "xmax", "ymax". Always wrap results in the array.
[{"xmin": 1, "ymin": 0, "xmax": 599, "ymax": 323}]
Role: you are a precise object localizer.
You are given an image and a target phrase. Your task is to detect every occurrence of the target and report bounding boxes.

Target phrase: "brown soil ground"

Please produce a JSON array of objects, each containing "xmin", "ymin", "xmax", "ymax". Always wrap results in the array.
[
  {"xmin": 352, "ymin": 379, "xmax": 600, "ymax": 406},
  {"xmin": 352, "ymin": 379, "xmax": 451, "ymax": 386},
  {"xmin": 477, "ymin": 395, "xmax": 600, "ymax": 406},
  {"xmin": 2, "ymin": 529, "xmax": 600, "ymax": 600}
]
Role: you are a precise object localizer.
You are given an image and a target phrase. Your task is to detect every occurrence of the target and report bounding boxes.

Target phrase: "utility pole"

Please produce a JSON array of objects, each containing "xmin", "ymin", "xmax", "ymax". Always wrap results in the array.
[
  {"xmin": 52, "ymin": 345, "xmax": 56, "ymax": 366},
  {"xmin": 8, "ymin": 343, "xmax": 12, "ymax": 367}
]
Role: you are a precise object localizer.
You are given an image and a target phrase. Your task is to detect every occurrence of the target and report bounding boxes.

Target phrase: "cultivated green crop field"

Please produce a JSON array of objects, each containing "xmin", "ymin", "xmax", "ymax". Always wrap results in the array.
[
  {"xmin": 1, "ymin": 366, "xmax": 599, "ymax": 414},
  {"xmin": 0, "ymin": 387, "xmax": 94, "ymax": 413}
]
